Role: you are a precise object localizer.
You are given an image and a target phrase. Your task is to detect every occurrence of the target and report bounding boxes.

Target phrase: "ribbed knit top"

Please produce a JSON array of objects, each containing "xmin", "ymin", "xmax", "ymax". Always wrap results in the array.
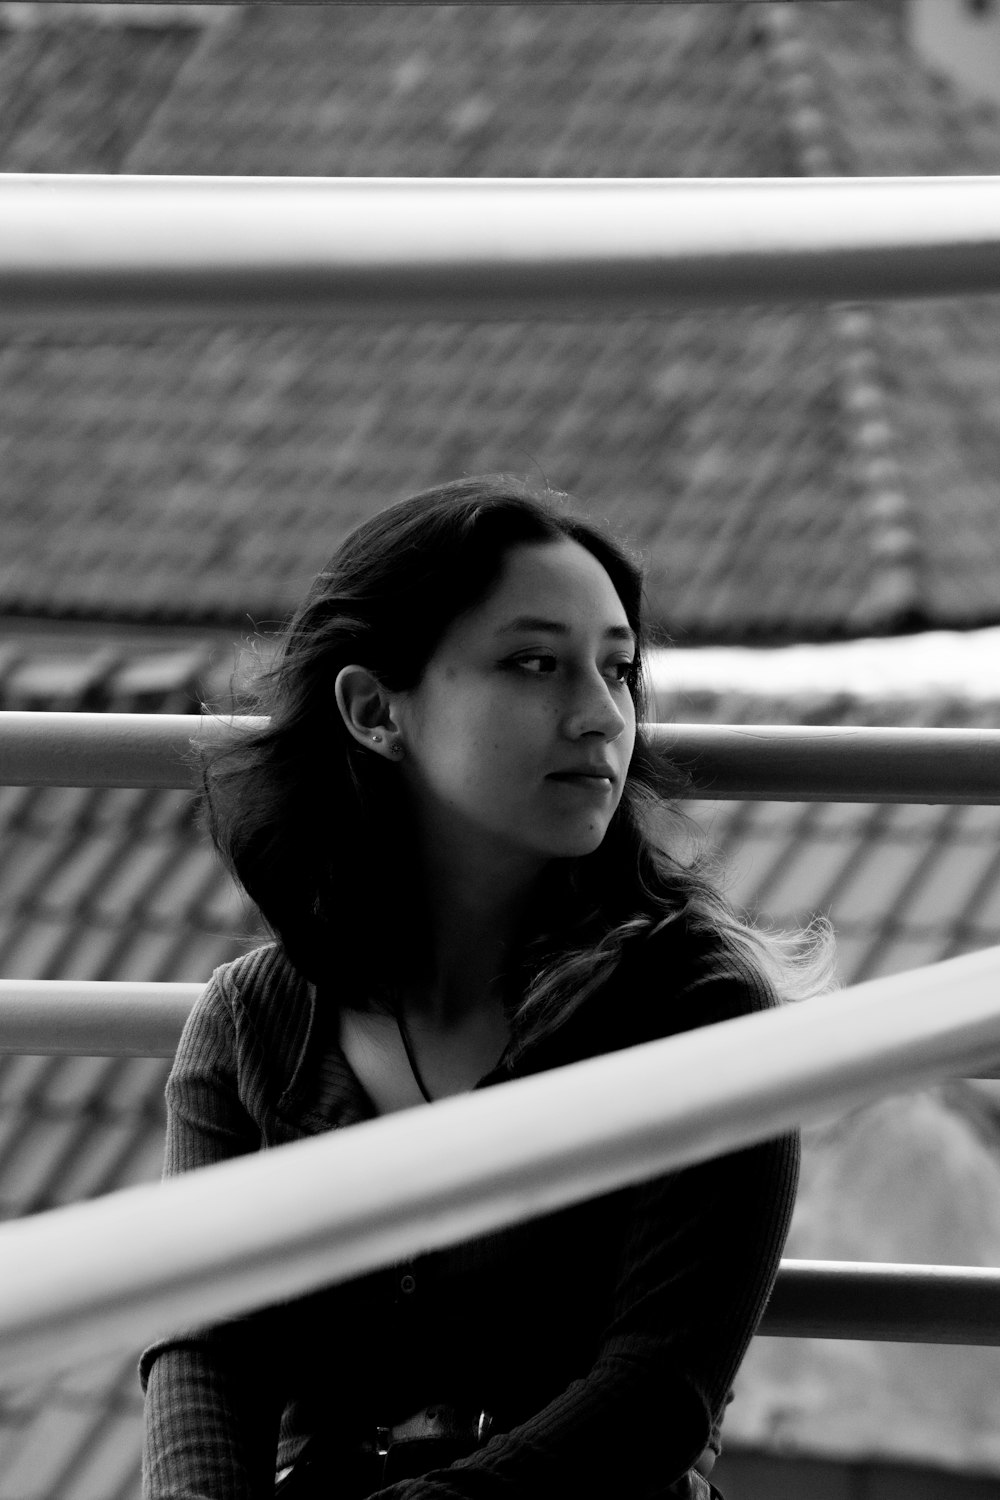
[{"xmin": 140, "ymin": 916, "xmax": 799, "ymax": 1500}]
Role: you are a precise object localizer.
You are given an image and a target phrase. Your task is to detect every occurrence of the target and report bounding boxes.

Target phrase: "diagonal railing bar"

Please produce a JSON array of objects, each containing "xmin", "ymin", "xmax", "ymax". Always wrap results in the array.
[
  {"xmin": 2, "ymin": 712, "xmax": 999, "ymax": 803},
  {"xmin": 0, "ymin": 946, "xmax": 998, "ymax": 1380},
  {"xmin": 1, "ymin": 175, "xmax": 999, "ymax": 324}
]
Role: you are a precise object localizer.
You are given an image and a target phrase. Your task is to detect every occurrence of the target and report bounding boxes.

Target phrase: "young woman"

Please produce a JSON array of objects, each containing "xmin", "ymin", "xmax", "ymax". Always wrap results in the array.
[{"xmin": 140, "ymin": 474, "xmax": 835, "ymax": 1500}]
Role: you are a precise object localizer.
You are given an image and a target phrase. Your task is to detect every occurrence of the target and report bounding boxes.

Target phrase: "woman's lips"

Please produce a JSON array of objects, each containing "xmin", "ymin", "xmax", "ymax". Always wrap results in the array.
[{"xmin": 547, "ymin": 772, "xmax": 613, "ymax": 793}]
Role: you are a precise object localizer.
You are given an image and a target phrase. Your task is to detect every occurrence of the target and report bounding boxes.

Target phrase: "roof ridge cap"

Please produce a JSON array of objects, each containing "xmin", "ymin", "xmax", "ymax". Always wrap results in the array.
[{"xmin": 758, "ymin": 4, "xmax": 923, "ymax": 634}]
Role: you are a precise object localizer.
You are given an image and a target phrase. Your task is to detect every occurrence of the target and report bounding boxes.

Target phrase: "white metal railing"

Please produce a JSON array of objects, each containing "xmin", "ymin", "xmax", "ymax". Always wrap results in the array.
[
  {"xmin": 0, "ymin": 980, "xmax": 198, "ymax": 1056},
  {"xmin": 0, "ymin": 946, "xmax": 999, "ymax": 1381},
  {"xmin": 766, "ymin": 1260, "xmax": 1000, "ymax": 1347},
  {"xmin": 22, "ymin": 1, "xmax": 832, "ymax": 7},
  {"xmin": 2, "ymin": 176, "xmax": 999, "ymax": 323},
  {"xmin": 3, "ymin": 952, "xmax": 1000, "ymax": 1084},
  {"xmin": 3, "ymin": 712, "xmax": 1000, "ymax": 802}
]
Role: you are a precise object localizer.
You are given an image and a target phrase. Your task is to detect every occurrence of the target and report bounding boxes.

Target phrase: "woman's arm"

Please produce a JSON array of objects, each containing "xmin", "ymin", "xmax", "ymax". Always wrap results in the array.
[
  {"xmin": 140, "ymin": 975, "xmax": 287, "ymax": 1500},
  {"xmin": 370, "ymin": 963, "xmax": 799, "ymax": 1500}
]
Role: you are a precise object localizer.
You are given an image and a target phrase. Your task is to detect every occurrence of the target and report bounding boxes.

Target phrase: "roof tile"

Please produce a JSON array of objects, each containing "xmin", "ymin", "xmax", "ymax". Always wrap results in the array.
[
  {"xmin": 0, "ymin": 7, "xmax": 998, "ymax": 640},
  {"xmin": 58, "ymin": 1410, "xmax": 148, "ymax": 1500},
  {"xmin": 0, "ymin": 1403, "xmax": 99, "ymax": 1500}
]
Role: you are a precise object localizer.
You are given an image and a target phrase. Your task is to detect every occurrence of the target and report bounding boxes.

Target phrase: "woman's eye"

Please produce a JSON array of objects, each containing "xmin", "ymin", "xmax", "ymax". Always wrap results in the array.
[
  {"xmin": 507, "ymin": 655, "xmax": 634, "ymax": 681},
  {"xmin": 512, "ymin": 655, "xmax": 556, "ymax": 674}
]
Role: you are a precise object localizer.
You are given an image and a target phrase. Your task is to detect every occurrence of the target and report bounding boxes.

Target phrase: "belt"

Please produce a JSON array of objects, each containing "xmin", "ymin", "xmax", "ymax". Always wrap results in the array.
[
  {"xmin": 276, "ymin": 1405, "xmax": 720, "ymax": 1497},
  {"xmin": 275, "ymin": 1403, "xmax": 495, "ymax": 1496},
  {"xmin": 363, "ymin": 1402, "xmax": 494, "ymax": 1456}
]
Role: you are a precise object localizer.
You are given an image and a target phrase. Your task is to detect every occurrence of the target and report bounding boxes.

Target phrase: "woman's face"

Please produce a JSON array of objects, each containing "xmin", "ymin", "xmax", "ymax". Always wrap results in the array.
[{"xmin": 392, "ymin": 537, "xmax": 638, "ymax": 872}]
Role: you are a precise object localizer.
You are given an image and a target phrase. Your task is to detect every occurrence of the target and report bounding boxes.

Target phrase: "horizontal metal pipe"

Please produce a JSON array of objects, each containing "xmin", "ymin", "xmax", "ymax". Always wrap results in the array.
[
  {"xmin": 762, "ymin": 1261, "xmax": 1000, "ymax": 1346},
  {"xmin": 28, "ymin": 2, "xmax": 823, "ymax": 7},
  {"xmin": 4, "ymin": 958, "xmax": 1000, "ymax": 1083},
  {"xmin": 2, "ymin": 175, "xmax": 999, "ymax": 323},
  {"xmin": 0, "ymin": 980, "xmax": 200, "ymax": 1057},
  {"xmin": 656, "ymin": 721, "xmax": 1000, "ymax": 804},
  {"xmin": 0, "ymin": 711, "xmax": 239, "ymax": 790},
  {"xmin": 0, "ymin": 946, "xmax": 999, "ymax": 1379},
  {"xmin": 2, "ymin": 712, "xmax": 999, "ymax": 803}
]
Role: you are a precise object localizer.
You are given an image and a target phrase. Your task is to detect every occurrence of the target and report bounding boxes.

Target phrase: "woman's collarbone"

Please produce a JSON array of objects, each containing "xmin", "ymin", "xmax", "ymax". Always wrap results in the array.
[{"xmin": 339, "ymin": 1003, "xmax": 508, "ymax": 1114}]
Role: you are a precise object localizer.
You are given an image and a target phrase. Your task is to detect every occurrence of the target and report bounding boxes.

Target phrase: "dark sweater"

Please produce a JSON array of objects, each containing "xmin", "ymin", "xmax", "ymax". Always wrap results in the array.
[{"xmin": 140, "ymin": 917, "xmax": 799, "ymax": 1500}]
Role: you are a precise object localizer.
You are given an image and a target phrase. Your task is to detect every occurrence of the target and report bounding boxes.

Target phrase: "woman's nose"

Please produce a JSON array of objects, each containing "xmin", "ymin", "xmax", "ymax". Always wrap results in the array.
[{"xmin": 563, "ymin": 673, "xmax": 629, "ymax": 741}]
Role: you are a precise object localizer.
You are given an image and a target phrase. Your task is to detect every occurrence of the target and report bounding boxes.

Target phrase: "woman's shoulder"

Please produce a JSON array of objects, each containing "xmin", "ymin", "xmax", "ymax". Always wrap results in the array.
[
  {"xmin": 210, "ymin": 939, "xmax": 302, "ymax": 999},
  {"xmin": 173, "ymin": 942, "xmax": 321, "ymax": 1116},
  {"xmin": 618, "ymin": 910, "xmax": 780, "ymax": 1039},
  {"xmin": 203, "ymin": 941, "xmax": 317, "ymax": 1050}
]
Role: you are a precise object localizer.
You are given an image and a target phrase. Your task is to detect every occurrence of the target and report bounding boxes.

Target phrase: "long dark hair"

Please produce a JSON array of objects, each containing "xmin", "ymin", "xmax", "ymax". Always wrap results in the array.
[{"xmin": 190, "ymin": 474, "xmax": 835, "ymax": 1061}]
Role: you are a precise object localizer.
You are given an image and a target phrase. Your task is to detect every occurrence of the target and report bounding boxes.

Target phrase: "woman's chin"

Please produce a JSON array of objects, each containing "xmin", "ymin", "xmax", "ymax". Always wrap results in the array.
[{"xmin": 537, "ymin": 823, "xmax": 609, "ymax": 859}]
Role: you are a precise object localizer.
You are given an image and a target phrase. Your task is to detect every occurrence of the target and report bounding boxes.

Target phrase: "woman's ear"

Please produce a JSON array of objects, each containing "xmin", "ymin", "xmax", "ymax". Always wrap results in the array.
[{"xmin": 334, "ymin": 664, "xmax": 404, "ymax": 760}]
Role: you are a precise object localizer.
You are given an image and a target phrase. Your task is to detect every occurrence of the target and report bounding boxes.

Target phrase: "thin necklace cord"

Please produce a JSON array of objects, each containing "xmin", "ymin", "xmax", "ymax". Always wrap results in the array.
[{"xmin": 395, "ymin": 1011, "xmax": 434, "ymax": 1103}]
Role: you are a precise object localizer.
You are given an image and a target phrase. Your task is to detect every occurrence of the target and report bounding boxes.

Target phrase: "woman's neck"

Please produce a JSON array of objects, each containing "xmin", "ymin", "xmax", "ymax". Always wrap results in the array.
[{"xmin": 407, "ymin": 849, "xmax": 546, "ymax": 1029}]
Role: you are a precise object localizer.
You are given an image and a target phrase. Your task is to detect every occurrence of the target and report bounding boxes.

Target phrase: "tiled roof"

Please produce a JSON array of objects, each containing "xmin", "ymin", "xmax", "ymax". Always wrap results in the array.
[
  {"xmin": 2, "ymin": 632, "xmax": 1000, "ymax": 1490},
  {"xmin": 667, "ymin": 688, "xmax": 1000, "ymax": 987},
  {"xmin": 0, "ymin": 635, "xmax": 264, "ymax": 1500},
  {"xmin": 0, "ymin": 3, "xmax": 999, "ymax": 640}
]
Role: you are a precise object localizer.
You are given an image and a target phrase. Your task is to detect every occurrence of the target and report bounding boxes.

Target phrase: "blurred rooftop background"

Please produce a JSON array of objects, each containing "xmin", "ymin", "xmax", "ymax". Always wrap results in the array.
[{"xmin": 2, "ymin": 3, "xmax": 1000, "ymax": 1498}]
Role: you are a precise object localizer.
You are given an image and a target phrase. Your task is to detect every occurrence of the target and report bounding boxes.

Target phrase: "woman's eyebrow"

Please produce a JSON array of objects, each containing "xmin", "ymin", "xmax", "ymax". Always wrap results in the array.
[{"xmin": 495, "ymin": 615, "xmax": 636, "ymax": 646}]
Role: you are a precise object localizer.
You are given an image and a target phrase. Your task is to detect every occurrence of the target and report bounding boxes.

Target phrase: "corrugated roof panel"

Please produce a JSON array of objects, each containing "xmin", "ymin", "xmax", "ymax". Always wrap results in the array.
[
  {"xmin": 2, "ymin": 652, "xmax": 119, "ymax": 705},
  {"xmin": 44, "ymin": 1114, "xmax": 149, "ymax": 1209},
  {"xmin": 32, "ymin": 1056, "xmax": 118, "ymax": 1110},
  {"xmin": 157, "ymin": 928, "xmax": 253, "ymax": 986},
  {"xmin": 58, "ymin": 1410, "xmax": 145, "ymax": 1500},
  {"xmin": 36, "ymin": 833, "xmax": 129, "ymax": 917},
  {"xmin": 197, "ymin": 870, "xmax": 259, "ymax": 935},
  {"xmin": 111, "ymin": 1121, "xmax": 169, "ymax": 1195},
  {"xmin": 901, "ymin": 837, "xmax": 1000, "ymax": 933},
  {"xmin": 98, "ymin": 1056, "xmax": 171, "ymax": 1114},
  {"xmin": 37, "ymin": 921, "xmax": 133, "ymax": 984},
  {"xmin": 44, "ymin": 1351, "xmax": 138, "ymax": 1408},
  {"xmin": 107, "ymin": 648, "xmax": 216, "ymax": 699},
  {"xmin": 957, "ymin": 871, "xmax": 1000, "ymax": 938},
  {"xmin": 0, "ymin": 1113, "xmax": 89, "ymax": 1216},
  {"xmin": 0, "ymin": 1405, "xmax": 97, "ymax": 1500},
  {"xmin": 0, "ymin": 9, "xmax": 997, "ymax": 641},
  {"xmin": 83, "ymin": 788, "xmax": 166, "ymax": 832},
  {"xmin": 823, "ymin": 839, "xmax": 937, "ymax": 928},
  {"xmin": 4, "ymin": 785, "xmax": 107, "ymax": 834},
  {"xmin": 112, "ymin": 787, "xmax": 195, "ymax": 837},
  {"xmin": 751, "ymin": 833, "xmax": 859, "ymax": 924},
  {"xmin": 101, "ymin": 925, "xmax": 193, "ymax": 984},
  {"xmin": 710, "ymin": 827, "xmax": 791, "ymax": 914},
  {"xmin": 0, "ymin": 911, "xmax": 81, "ymax": 980},
  {"xmin": 88, "ymin": 835, "xmax": 187, "ymax": 925},
  {"xmin": 141, "ymin": 842, "xmax": 226, "ymax": 924},
  {"xmin": 0, "ymin": 1054, "xmax": 53, "ymax": 1108},
  {"xmin": 0, "ymin": 833, "xmax": 61, "ymax": 906},
  {"xmin": 856, "ymin": 928, "xmax": 955, "ymax": 986},
  {"xmin": 872, "ymin": 801, "xmax": 960, "ymax": 838},
  {"xmin": 820, "ymin": 925, "xmax": 875, "ymax": 988},
  {"xmin": 0, "ymin": 783, "xmax": 35, "ymax": 828}
]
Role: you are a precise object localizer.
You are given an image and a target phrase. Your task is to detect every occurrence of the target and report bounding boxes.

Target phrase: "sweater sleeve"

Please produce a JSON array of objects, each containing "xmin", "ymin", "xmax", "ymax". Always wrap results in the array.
[
  {"xmin": 370, "ymin": 960, "xmax": 799, "ymax": 1500},
  {"xmin": 140, "ymin": 973, "xmax": 287, "ymax": 1500}
]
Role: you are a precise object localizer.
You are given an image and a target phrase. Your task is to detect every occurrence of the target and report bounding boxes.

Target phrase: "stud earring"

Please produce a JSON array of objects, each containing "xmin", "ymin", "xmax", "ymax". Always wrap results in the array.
[
  {"xmin": 390, "ymin": 741, "xmax": 404, "ymax": 757},
  {"xmin": 371, "ymin": 734, "xmax": 381, "ymax": 744}
]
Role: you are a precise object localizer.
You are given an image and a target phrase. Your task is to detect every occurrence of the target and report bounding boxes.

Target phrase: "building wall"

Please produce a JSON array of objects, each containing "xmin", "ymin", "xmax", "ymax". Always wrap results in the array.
[
  {"xmin": 715, "ymin": 1448, "xmax": 1000, "ymax": 1500},
  {"xmin": 910, "ymin": 0, "xmax": 1000, "ymax": 106}
]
